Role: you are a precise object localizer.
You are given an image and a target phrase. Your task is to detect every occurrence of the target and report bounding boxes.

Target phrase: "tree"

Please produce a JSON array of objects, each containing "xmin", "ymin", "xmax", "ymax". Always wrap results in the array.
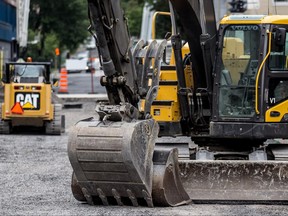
[
  {"xmin": 120, "ymin": 0, "xmax": 170, "ymax": 38},
  {"xmin": 28, "ymin": 0, "xmax": 89, "ymax": 60},
  {"xmin": 121, "ymin": 0, "xmax": 145, "ymax": 37},
  {"xmin": 26, "ymin": 0, "xmax": 168, "ymax": 61}
]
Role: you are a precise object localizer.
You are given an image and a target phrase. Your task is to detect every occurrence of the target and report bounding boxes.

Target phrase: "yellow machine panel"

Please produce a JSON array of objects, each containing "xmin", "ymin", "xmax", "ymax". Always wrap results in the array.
[
  {"xmin": 0, "ymin": 62, "xmax": 64, "ymax": 134},
  {"xmin": 150, "ymin": 42, "xmax": 193, "ymax": 135},
  {"xmin": 3, "ymin": 83, "xmax": 53, "ymax": 120},
  {"xmin": 156, "ymin": 85, "xmax": 178, "ymax": 102},
  {"xmin": 159, "ymin": 69, "xmax": 177, "ymax": 81},
  {"xmin": 265, "ymin": 100, "xmax": 288, "ymax": 122},
  {"xmin": 152, "ymin": 101, "xmax": 180, "ymax": 122}
]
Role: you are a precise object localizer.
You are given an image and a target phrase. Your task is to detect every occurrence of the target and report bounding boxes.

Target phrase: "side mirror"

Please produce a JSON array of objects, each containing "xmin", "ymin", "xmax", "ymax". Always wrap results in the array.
[{"xmin": 274, "ymin": 28, "xmax": 286, "ymax": 47}]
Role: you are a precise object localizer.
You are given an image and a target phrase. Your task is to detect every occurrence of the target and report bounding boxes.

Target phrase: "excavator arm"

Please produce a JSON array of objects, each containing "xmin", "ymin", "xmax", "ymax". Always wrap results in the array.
[
  {"xmin": 168, "ymin": 0, "xmax": 217, "ymax": 134},
  {"xmin": 87, "ymin": 0, "xmax": 169, "ymax": 119},
  {"xmin": 87, "ymin": 0, "xmax": 138, "ymax": 106},
  {"xmin": 67, "ymin": 0, "xmax": 288, "ymax": 207},
  {"xmin": 68, "ymin": 0, "xmax": 190, "ymax": 207}
]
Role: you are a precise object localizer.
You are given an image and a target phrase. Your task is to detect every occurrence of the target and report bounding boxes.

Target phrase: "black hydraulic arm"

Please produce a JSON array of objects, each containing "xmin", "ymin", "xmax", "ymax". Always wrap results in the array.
[
  {"xmin": 169, "ymin": 0, "xmax": 217, "ymax": 131},
  {"xmin": 87, "ymin": 0, "xmax": 167, "ymax": 121},
  {"xmin": 171, "ymin": 34, "xmax": 191, "ymax": 134},
  {"xmin": 88, "ymin": 0, "xmax": 138, "ymax": 106},
  {"xmin": 169, "ymin": 0, "xmax": 217, "ymax": 92}
]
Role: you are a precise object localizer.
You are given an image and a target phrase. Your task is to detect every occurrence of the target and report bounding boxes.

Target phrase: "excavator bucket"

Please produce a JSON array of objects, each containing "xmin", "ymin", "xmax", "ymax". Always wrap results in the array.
[
  {"xmin": 152, "ymin": 148, "xmax": 191, "ymax": 206},
  {"xmin": 179, "ymin": 160, "xmax": 288, "ymax": 203},
  {"xmin": 68, "ymin": 118, "xmax": 190, "ymax": 207}
]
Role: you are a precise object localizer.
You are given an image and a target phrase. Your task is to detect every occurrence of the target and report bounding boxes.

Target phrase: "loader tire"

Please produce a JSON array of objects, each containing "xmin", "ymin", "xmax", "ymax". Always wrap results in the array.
[{"xmin": 45, "ymin": 104, "xmax": 63, "ymax": 135}]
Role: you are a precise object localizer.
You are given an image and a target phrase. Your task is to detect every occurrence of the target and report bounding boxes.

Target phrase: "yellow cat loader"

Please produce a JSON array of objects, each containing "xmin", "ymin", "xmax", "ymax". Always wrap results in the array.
[
  {"xmin": 68, "ymin": 0, "xmax": 288, "ymax": 207},
  {"xmin": 1, "ymin": 62, "xmax": 64, "ymax": 134}
]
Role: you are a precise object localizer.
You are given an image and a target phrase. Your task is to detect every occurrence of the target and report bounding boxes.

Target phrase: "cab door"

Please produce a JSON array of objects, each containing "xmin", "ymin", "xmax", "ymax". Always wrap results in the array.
[{"xmin": 265, "ymin": 27, "xmax": 288, "ymax": 123}]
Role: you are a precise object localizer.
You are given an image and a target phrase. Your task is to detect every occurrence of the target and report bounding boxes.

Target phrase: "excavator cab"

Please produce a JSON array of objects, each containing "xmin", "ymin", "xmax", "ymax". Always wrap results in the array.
[{"xmin": 211, "ymin": 15, "xmax": 288, "ymax": 142}]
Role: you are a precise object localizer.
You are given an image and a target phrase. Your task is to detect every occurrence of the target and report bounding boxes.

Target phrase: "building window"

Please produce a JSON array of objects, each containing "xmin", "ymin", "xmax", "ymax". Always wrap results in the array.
[{"xmin": 273, "ymin": 0, "xmax": 288, "ymax": 5}]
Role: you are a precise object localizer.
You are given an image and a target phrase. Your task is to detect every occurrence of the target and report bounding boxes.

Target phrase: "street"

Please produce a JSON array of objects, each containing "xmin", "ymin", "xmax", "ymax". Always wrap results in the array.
[
  {"xmin": 64, "ymin": 70, "xmax": 106, "ymax": 94},
  {"xmin": 2, "ymin": 0, "xmax": 288, "ymax": 215},
  {"xmin": 1, "ymin": 102, "xmax": 288, "ymax": 215}
]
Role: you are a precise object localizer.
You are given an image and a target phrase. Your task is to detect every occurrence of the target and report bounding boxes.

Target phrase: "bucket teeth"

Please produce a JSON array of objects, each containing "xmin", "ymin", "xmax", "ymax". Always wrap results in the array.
[
  {"xmin": 142, "ymin": 190, "xmax": 154, "ymax": 207},
  {"xmin": 82, "ymin": 188, "xmax": 93, "ymax": 205},
  {"xmin": 127, "ymin": 189, "xmax": 139, "ymax": 207},
  {"xmin": 97, "ymin": 188, "xmax": 109, "ymax": 206},
  {"xmin": 112, "ymin": 189, "xmax": 123, "ymax": 206}
]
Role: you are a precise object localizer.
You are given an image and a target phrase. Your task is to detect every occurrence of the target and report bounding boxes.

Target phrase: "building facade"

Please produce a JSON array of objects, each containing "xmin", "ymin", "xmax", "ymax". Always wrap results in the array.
[
  {"xmin": 0, "ymin": 0, "xmax": 17, "ymax": 75},
  {"xmin": 246, "ymin": 0, "xmax": 288, "ymax": 15}
]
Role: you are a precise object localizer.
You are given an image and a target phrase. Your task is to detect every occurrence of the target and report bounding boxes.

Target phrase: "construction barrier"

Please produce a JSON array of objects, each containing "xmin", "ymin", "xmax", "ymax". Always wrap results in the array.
[{"xmin": 58, "ymin": 67, "xmax": 69, "ymax": 93}]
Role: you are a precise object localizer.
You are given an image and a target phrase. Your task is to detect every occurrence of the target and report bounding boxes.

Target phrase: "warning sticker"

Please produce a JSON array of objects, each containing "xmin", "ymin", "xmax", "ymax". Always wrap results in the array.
[{"xmin": 11, "ymin": 102, "xmax": 24, "ymax": 114}]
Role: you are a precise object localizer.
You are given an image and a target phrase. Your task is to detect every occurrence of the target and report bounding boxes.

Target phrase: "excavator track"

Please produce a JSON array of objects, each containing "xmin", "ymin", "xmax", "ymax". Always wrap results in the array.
[
  {"xmin": 68, "ymin": 118, "xmax": 190, "ymax": 207},
  {"xmin": 0, "ymin": 120, "xmax": 11, "ymax": 134},
  {"xmin": 0, "ymin": 106, "xmax": 11, "ymax": 134}
]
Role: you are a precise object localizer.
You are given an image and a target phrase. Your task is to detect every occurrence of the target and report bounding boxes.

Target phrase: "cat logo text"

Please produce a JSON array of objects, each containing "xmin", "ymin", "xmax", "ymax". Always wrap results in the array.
[{"xmin": 15, "ymin": 93, "xmax": 40, "ymax": 110}]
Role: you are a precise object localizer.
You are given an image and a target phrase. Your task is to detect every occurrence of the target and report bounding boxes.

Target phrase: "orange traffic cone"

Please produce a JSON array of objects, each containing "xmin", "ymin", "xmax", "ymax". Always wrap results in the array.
[{"xmin": 58, "ymin": 67, "xmax": 69, "ymax": 93}]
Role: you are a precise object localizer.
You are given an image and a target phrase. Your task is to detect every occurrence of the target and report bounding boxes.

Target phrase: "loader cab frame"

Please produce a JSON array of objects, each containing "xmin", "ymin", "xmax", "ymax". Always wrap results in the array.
[
  {"xmin": 4, "ymin": 62, "xmax": 51, "ymax": 84},
  {"xmin": 211, "ymin": 15, "xmax": 288, "ymax": 140}
]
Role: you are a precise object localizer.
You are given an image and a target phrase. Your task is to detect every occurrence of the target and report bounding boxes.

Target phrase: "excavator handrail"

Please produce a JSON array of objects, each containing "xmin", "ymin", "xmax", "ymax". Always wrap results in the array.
[
  {"xmin": 255, "ymin": 30, "xmax": 272, "ymax": 114},
  {"xmin": 152, "ymin": 11, "xmax": 171, "ymax": 40}
]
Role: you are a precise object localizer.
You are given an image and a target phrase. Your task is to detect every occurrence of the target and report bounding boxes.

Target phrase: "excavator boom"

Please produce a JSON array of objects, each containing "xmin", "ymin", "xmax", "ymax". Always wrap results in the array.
[{"xmin": 68, "ymin": 0, "xmax": 190, "ymax": 207}]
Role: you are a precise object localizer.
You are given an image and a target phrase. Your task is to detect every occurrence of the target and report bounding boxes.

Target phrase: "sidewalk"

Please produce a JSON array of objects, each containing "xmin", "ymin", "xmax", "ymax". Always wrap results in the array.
[
  {"xmin": 0, "ymin": 87, "xmax": 108, "ymax": 104},
  {"xmin": 56, "ymin": 93, "xmax": 108, "ymax": 103}
]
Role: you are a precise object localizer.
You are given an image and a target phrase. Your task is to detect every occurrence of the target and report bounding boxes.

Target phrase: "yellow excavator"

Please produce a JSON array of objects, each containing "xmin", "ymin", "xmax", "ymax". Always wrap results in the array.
[
  {"xmin": 148, "ymin": 11, "xmax": 193, "ymax": 136},
  {"xmin": 68, "ymin": 0, "xmax": 288, "ymax": 206}
]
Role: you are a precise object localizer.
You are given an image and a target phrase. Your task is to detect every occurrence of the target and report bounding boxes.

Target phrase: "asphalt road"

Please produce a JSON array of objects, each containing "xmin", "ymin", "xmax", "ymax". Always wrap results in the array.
[
  {"xmin": 0, "ymin": 70, "xmax": 106, "ymax": 102},
  {"xmin": 1, "ymin": 103, "xmax": 288, "ymax": 215},
  {"xmin": 64, "ymin": 71, "xmax": 106, "ymax": 94}
]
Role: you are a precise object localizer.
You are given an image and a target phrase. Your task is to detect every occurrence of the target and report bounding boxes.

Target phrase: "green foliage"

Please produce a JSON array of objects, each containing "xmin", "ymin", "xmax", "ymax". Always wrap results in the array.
[
  {"xmin": 121, "ymin": 0, "xmax": 145, "ymax": 37},
  {"xmin": 26, "ymin": 30, "xmax": 59, "ymax": 62},
  {"xmin": 28, "ymin": 0, "xmax": 89, "ymax": 60},
  {"xmin": 145, "ymin": 0, "xmax": 171, "ymax": 40},
  {"xmin": 121, "ymin": 0, "xmax": 170, "ymax": 38},
  {"xmin": 26, "ymin": 0, "xmax": 171, "ymax": 61}
]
